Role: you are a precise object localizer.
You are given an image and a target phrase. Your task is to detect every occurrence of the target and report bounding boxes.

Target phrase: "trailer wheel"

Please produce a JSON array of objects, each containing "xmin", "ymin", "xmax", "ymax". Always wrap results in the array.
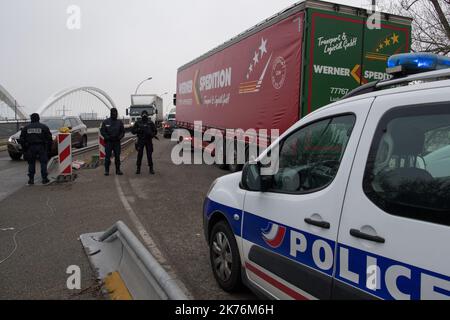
[
  {"xmin": 228, "ymin": 140, "xmax": 247, "ymax": 173},
  {"xmin": 228, "ymin": 148, "xmax": 243, "ymax": 173}
]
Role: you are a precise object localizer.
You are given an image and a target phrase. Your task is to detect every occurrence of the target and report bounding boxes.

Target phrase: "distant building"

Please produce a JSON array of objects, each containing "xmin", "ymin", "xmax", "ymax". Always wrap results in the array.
[{"xmin": 79, "ymin": 112, "xmax": 98, "ymax": 120}]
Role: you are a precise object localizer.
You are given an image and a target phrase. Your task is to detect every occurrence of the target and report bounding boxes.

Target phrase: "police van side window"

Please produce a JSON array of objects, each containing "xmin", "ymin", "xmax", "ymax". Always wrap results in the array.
[
  {"xmin": 363, "ymin": 103, "xmax": 450, "ymax": 226},
  {"xmin": 271, "ymin": 114, "xmax": 356, "ymax": 194}
]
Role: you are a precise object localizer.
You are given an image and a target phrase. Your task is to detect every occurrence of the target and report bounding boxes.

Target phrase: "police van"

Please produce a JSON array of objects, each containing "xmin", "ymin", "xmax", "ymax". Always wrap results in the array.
[{"xmin": 203, "ymin": 53, "xmax": 450, "ymax": 300}]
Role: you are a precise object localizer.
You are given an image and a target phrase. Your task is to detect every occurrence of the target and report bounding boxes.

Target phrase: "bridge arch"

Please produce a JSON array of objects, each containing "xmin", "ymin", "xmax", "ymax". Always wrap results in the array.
[
  {"xmin": 0, "ymin": 84, "xmax": 27, "ymax": 120},
  {"xmin": 36, "ymin": 86, "xmax": 117, "ymax": 115}
]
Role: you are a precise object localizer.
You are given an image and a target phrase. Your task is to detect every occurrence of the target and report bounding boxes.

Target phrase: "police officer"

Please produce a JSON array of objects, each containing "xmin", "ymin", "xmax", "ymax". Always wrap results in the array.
[
  {"xmin": 132, "ymin": 110, "xmax": 158, "ymax": 174},
  {"xmin": 100, "ymin": 108, "xmax": 125, "ymax": 176},
  {"xmin": 19, "ymin": 113, "xmax": 53, "ymax": 185}
]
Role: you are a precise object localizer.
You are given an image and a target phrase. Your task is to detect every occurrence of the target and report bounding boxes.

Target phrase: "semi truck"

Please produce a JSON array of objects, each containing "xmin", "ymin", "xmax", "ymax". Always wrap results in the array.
[
  {"xmin": 127, "ymin": 94, "xmax": 163, "ymax": 127},
  {"xmin": 175, "ymin": 0, "xmax": 412, "ymax": 171}
]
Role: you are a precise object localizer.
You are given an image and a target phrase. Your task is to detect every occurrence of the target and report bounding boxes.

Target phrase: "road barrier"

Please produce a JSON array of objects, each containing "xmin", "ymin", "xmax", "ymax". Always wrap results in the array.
[
  {"xmin": 99, "ymin": 133, "xmax": 106, "ymax": 160},
  {"xmin": 46, "ymin": 137, "xmax": 136, "ymax": 181},
  {"xmin": 58, "ymin": 133, "xmax": 72, "ymax": 176},
  {"xmin": 80, "ymin": 221, "xmax": 188, "ymax": 300}
]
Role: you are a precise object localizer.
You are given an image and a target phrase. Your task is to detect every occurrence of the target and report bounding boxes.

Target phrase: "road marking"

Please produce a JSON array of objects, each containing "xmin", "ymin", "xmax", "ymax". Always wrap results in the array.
[
  {"xmin": 114, "ymin": 175, "xmax": 167, "ymax": 263},
  {"xmin": 114, "ymin": 175, "xmax": 193, "ymax": 299},
  {"xmin": 104, "ymin": 271, "xmax": 133, "ymax": 300}
]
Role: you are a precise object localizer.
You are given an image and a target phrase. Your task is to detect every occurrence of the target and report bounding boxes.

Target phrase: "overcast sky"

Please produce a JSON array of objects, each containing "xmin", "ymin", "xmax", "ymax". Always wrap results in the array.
[{"xmin": 0, "ymin": 0, "xmax": 365, "ymax": 115}]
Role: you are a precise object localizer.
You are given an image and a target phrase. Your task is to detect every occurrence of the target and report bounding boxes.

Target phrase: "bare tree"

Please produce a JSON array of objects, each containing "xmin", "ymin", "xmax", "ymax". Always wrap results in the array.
[{"xmin": 378, "ymin": 0, "xmax": 450, "ymax": 55}]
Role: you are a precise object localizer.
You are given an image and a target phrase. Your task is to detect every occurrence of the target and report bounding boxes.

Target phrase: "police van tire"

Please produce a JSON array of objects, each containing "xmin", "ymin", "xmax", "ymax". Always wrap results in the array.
[{"xmin": 209, "ymin": 221, "xmax": 242, "ymax": 292}]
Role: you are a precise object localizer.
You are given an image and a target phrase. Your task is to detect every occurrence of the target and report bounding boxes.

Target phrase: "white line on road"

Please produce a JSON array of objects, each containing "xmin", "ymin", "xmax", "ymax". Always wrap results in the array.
[
  {"xmin": 114, "ymin": 175, "xmax": 167, "ymax": 264},
  {"xmin": 114, "ymin": 175, "xmax": 193, "ymax": 299}
]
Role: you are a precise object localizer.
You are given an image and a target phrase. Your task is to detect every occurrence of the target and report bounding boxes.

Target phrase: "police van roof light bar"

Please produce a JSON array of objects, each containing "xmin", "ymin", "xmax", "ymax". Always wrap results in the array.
[{"xmin": 386, "ymin": 53, "xmax": 450, "ymax": 77}]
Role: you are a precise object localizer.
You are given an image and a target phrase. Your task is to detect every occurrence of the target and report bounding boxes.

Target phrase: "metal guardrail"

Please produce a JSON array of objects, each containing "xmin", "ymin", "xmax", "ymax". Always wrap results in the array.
[
  {"xmin": 80, "ymin": 221, "xmax": 188, "ymax": 300},
  {"xmin": 46, "ymin": 137, "xmax": 136, "ymax": 181},
  {"xmin": 0, "ymin": 118, "xmax": 133, "ymax": 139},
  {"xmin": 72, "ymin": 136, "xmax": 136, "ymax": 156}
]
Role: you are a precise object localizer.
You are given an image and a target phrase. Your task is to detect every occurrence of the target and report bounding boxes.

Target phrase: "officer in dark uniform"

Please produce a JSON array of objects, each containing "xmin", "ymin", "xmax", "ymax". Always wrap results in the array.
[
  {"xmin": 19, "ymin": 113, "xmax": 53, "ymax": 185},
  {"xmin": 131, "ymin": 110, "xmax": 158, "ymax": 174},
  {"xmin": 100, "ymin": 108, "xmax": 125, "ymax": 176}
]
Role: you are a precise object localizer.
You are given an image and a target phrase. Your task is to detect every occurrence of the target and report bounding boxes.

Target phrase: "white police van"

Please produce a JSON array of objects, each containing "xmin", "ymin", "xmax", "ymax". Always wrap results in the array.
[{"xmin": 203, "ymin": 53, "xmax": 450, "ymax": 300}]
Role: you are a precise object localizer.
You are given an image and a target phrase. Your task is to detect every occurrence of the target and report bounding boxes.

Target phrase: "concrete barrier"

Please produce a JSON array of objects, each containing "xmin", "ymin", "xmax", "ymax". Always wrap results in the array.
[
  {"xmin": 0, "ymin": 120, "xmax": 28, "ymax": 139},
  {"xmin": 80, "ymin": 221, "xmax": 188, "ymax": 300}
]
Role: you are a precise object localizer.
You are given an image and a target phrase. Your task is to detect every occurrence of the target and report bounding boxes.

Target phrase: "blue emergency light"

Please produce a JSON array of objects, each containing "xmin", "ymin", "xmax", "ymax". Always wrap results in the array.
[{"xmin": 387, "ymin": 53, "xmax": 450, "ymax": 76}]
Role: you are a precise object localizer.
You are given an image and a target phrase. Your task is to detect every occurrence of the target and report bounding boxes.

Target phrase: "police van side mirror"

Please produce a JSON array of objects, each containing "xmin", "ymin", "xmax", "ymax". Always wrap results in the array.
[
  {"xmin": 241, "ymin": 162, "xmax": 273, "ymax": 192},
  {"xmin": 126, "ymin": 109, "xmax": 129, "ymax": 116}
]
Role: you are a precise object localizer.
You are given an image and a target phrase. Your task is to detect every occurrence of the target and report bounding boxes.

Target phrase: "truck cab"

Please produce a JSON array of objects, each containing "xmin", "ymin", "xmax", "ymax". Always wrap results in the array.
[
  {"xmin": 203, "ymin": 53, "xmax": 450, "ymax": 300},
  {"xmin": 127, "ymin": 94, "xmax": 163, "ymax": 127},
  {"xmin": 128, "ymin": 105, "xmax": 157, "ymax": 126}
]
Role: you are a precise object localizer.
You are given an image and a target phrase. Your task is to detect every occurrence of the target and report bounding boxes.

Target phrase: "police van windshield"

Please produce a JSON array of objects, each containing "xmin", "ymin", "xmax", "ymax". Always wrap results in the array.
[{"xmin": 41, "ymin": 119, "xmax": 64, "ymax": 130}]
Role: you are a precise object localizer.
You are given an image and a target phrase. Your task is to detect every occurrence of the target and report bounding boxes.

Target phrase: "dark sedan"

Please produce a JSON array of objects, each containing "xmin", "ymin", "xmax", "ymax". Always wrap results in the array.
[
  {"xmin": 163, "ymin": 113, "xmax": 177, "ymax": 138},
  {"xmin": 7, "ymin": 116, "xmax": 88, "ymax": 160}
]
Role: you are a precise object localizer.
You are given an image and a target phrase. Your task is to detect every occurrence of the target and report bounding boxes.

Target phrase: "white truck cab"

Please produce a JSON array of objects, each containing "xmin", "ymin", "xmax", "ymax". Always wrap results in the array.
[{"xmin": 203, "ymin": 53, "xmax": 450, "ymax": 300}]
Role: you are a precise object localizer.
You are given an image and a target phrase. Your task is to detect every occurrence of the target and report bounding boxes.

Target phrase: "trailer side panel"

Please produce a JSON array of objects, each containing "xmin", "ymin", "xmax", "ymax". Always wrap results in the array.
[
  {"xmin": 302, "ymin": 9, "xmax": 411, "ymax": 116},
  {"xmin": 176, "ymin": 11, "xmax": 305, "ymax": 135}
]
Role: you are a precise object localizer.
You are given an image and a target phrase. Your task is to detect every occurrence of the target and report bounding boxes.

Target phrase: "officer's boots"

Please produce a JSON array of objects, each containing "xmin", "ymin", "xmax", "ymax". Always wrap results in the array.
[
  {"xmin": 116, "ymin": 165, "xmax": 124, "ymax": 176},
  {"xmin": 136, "ymin": 166, "xmax": 141, "ymax": 175},
  {"xmin": 149, "ymin": 166, "xmax": 155, "ymax": 175},
  {"xmin": 27, "ymin": 177, "xmax": 34, "ymax": 186}
]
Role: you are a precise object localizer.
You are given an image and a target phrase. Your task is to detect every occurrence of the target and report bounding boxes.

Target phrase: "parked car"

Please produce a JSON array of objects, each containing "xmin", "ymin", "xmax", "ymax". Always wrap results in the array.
[
  {"xmin": 7, "ymin": 116, "xmax": 88, "ymax": 160},
  {"xmin": 203, "ymin": 53, "xmax": 450, "ymax": 300},
  {"xmin": 163, "ymin": 112, "xmax": 177, "ymax": 138}
]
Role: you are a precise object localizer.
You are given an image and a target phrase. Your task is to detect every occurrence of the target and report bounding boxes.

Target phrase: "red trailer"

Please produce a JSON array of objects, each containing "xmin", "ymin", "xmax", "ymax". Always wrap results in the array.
[{"xmin": 175, "ymin": 0, "xmax": 411, "ymax": 171}]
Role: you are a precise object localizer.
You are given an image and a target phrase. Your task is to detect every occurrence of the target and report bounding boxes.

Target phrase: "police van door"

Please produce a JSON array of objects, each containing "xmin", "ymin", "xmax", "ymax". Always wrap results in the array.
[
  {"xmin": 242, "ymin": 99, "xmax": 373, "ymax": 300},
  {"xmin": 334, "ymin": 88, "xmax": 450, "ymax": 300}
]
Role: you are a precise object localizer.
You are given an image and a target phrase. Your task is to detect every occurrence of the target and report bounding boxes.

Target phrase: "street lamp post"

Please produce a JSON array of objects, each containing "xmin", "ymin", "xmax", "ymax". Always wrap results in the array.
[
  {"xmin": 14, "ymin": 100, "xmax": 18, "ymax": 131},
  {"xmin": 135, "ymin": 77, "xmax": 153, "ymax": 95}
]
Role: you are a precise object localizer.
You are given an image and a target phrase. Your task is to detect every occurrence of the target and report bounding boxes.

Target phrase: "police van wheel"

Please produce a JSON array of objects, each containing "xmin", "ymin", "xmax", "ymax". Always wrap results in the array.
[{"xmin": 209, "ymin": 221, "xmax": 242, "ymax": 292}]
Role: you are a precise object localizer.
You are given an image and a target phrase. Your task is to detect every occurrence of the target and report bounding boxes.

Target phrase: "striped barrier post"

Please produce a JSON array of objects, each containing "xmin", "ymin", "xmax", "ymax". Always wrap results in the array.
[
  {"xmin": 99, "ymin": 133, "xmax": 106, "ymax": 160},
  {"xmin": 58, "ymin": 133, "xmax": 72, "ymax": 176}
]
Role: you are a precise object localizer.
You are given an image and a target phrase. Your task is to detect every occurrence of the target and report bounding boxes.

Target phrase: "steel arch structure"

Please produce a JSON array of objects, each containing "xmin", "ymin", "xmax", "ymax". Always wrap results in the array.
[
  {"xmin": 0, "ymin": 84, "xmax": 27, "ymax": 120},
  {"xmin": 36, "ymin": 86, "xmax": 117, "ymax": 115}
]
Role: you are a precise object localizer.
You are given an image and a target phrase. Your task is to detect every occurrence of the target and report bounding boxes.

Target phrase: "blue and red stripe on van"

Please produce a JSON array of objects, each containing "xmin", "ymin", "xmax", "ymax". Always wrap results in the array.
[{"xmin": 204, "ymin": 198, "xmax": 450, "ymax": 300}]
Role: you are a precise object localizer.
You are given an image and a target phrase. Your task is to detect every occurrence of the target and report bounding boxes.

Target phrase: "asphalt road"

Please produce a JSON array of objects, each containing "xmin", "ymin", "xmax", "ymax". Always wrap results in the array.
[
  {"xmin": 0, "ymin": 132, "xmax": 128, "ymax": 202},
  {"xmin": 0, "ymin": 136, "xmax": 255, "ymax": 300},
  {"xmin": 0, "ymin": 130, "xmax": 130, "ymax": 197},
  {"xmin": 118, "ymin": 138, "xmax": 255, "ymax": 300}
]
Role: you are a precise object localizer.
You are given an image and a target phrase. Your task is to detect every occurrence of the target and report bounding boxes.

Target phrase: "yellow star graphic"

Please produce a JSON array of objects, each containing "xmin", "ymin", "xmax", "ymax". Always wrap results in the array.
[
  {"xmin": 379, "ymin": 43, "xmax": 384, "ymax": 50},
  {"xmin": 392, "ymin": 33, "xmax": 399, "ymax": 44},
  {"xmin": 384, "ymin": 38, "xmax": 391, "ymax": 46}
]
